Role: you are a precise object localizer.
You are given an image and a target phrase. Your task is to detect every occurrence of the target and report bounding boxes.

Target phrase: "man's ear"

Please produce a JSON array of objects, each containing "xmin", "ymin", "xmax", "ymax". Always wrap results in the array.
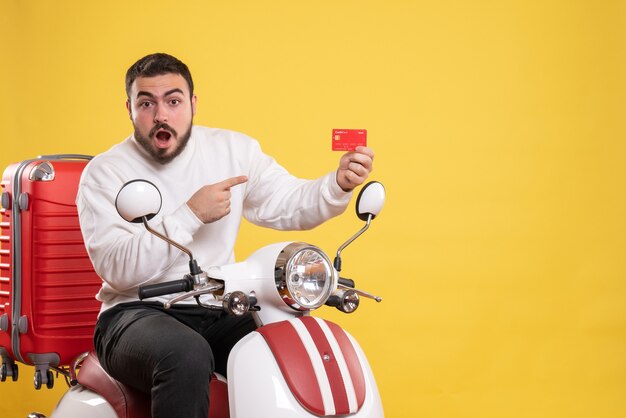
[
  {"xmin": 191, "ymin": 95, "xmax": 198, "ymax": 116},
  {"xmin": 126, "ymin": 100, "xmax": 133, "ymax": 120}
]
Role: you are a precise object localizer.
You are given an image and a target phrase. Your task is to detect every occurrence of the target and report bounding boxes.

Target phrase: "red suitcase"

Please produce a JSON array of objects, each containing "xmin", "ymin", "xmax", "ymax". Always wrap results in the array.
[{"xmin": 0, "ymin": 155, "xmax": 101, "ymax": 389}]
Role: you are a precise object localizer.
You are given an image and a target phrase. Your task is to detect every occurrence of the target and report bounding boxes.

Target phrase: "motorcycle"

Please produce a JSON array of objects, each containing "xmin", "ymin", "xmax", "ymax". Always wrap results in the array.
[{"xmin": 31, "ymin": 179, "xmax": 386, "ymax": 418}]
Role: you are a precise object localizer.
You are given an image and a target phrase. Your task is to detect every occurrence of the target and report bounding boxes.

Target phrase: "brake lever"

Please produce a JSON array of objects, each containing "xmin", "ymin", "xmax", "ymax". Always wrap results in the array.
[
  {"xmin": 337, "ymin": 283, "xmax": 382, "ymax": 302},
  {"xmin": 163, "ymin": 281, "xmax": 224, "ymax": 309}
]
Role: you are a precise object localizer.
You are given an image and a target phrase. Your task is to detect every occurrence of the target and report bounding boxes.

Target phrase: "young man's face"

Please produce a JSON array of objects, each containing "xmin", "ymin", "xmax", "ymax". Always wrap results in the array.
[{"xmin": 126, "ymin": 73, "xmax": 197, "ymax": 164}]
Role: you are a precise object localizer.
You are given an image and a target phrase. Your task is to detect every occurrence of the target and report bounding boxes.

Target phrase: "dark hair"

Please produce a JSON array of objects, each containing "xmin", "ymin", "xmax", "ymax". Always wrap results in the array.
[{"xmin": 125, "ymin": 53, "xmax": 194, "ymax": 98}]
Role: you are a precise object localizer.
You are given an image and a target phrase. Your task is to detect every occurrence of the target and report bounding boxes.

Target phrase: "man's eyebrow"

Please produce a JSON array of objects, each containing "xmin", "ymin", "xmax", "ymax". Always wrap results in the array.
[
  {"xmin": 135, "ymin": 88, "xmax": 185, "ymax": 99},
  {"xmin": 136, "ymin": 91, "xmax": 155, "ymax": 99},
  {"xmin": 164, "ymin": 88, "xmax": 185, "ymax": 97}
]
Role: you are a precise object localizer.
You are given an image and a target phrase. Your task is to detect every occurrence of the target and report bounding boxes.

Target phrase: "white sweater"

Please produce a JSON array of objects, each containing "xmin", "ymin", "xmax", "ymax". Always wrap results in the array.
[{"xmin": 77, "ymin": 126, "xmax": 352, "ymax": 313}]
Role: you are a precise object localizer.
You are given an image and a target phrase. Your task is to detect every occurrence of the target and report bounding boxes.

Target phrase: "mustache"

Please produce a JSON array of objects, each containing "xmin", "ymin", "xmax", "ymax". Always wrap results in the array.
[{"xmin": 149, "ymin": 123, "xmax": 177, "ymax": 137}]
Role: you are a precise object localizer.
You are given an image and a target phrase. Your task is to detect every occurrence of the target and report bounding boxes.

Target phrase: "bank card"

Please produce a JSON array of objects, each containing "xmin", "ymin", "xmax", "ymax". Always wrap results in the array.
[{"xmin": 332, "ymin": 129, "xmax": 367, "ymax": 151}]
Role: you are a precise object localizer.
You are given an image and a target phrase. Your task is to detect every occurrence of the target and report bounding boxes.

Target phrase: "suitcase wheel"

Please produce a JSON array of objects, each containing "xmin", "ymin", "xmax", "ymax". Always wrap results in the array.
[
  {"xmin": 0, "ymin": 362, "xmax": 18, "ymax": 382},
  {"xmin": 34, "ymin": 370, "xmax": 42, "ymax": 389},
  {"xmin": 33, "ymin": 368, "xmax": 55, "ymax": 390},
  {"xmin": 46, "ymin": 369, "xmax": 54, "ymax": 389}
]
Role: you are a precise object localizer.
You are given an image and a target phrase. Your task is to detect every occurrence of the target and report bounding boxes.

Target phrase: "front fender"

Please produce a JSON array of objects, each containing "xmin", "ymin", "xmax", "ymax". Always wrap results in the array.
[{"xmin": 227, "ymin": 317, "xmax": 384, "ymax": 418}]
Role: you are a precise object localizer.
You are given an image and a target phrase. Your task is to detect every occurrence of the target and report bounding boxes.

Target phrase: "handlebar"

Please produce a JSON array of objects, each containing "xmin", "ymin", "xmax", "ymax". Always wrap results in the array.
[{"xmin": 138, "ymin": 276, "xmax": 194, "ymax": 300}]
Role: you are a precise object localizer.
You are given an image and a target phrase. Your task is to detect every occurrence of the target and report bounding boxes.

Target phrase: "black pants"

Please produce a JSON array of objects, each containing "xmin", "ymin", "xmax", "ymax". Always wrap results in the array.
[{"xmin": 94, "ymin": 301, "xmax": 256, "ymax": 418}]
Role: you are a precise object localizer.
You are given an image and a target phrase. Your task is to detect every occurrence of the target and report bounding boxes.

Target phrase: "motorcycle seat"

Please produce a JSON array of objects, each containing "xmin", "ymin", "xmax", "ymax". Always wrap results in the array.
[{"xmin": 77, "ymin": 351, "xmax": 229, "ymax": 418}]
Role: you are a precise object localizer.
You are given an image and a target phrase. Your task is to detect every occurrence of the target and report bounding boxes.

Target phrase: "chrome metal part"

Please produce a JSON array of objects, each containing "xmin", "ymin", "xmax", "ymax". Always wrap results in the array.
[
  {"xmin": 335, "ymin": 214, "xmax": 372, "ymax": 271},
  {"xmin": 338, "ymin": 289, "xmax": 360, "ymax": 313},
  {"xmin": 69, "ymin": 352, "xmax": 90, "ymax": 386},
  {"xmin": 142, "ymin": 217, "xmax": 194, "ymax": 260},
  {"xmin": 163, "ymin": 281, "xmax": 224, "ymax": 309},
  {"xmin": 222, "ymin": 291, "xmax": 250, "ymax": 316},
  {"xmin": 191, "ymin": 271, "xmax": 210, "ymax": 287},
  {"xmin": 337, "ymin": 283, "xmax": 382, "ymax": 303},
  {"xmin": 29, "ymin": 161, "xmax": 55, "ymax": 181},
  {"xmin": 274, "ymin": 242, "xmax": 336, "ymax": 311}
]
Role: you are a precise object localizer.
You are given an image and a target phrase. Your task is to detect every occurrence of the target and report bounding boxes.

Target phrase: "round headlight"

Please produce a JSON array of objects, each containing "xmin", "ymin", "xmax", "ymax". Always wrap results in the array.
[{"xmin": 275, "ymin": 243, "xmax": 336, "ymax": 311}]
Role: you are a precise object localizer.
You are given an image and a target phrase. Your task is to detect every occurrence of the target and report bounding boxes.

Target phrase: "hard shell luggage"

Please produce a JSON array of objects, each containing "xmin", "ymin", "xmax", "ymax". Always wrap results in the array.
[{"xmin": 0, "ymin": 155, "xmax": 101, "ymax": 389}]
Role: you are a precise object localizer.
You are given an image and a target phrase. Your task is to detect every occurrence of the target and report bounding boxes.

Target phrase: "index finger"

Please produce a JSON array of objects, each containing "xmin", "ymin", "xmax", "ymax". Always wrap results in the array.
[{"xmin": 218, "ymin": 175, "xmax": 248, "ymax": 189}]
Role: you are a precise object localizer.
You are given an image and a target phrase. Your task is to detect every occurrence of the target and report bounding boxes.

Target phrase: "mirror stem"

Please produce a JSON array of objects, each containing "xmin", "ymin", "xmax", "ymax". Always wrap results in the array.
[
  {"xmin": 142, "ymin": 216, "xmax": 194, "ymax": 261},
  {"xmin": 334, "ymin": 214, "xmax": 372, "ymax": 272},
  {"xmin": 141, "ymin": 217, "xmax": 203, "ymax": 276}
]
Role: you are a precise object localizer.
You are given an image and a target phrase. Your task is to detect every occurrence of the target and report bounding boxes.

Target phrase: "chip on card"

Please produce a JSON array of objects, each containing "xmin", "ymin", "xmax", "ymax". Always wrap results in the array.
[{"xmin": 332, "ymin": 129, "xmax": 367, "ymax": 151}]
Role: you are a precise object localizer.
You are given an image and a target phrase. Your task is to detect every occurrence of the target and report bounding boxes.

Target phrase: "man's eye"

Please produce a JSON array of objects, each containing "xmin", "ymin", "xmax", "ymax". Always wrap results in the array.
[
  {"xmin": 140, "ymin": 102, "xmax": 153, "ymax": 108},
  {"xmin": 170, "ymin": 99, "xmax": 180, "ymax": 105}
]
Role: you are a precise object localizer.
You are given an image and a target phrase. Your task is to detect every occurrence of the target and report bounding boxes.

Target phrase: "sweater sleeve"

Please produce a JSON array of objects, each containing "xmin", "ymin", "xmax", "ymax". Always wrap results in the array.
[
  {"xmin": 76, "ymin": 164, "xmax": 204, "ymax": 292},
  {"xmin": 242, "ymin": 140, "xmax": 353, "ymax": 230}
]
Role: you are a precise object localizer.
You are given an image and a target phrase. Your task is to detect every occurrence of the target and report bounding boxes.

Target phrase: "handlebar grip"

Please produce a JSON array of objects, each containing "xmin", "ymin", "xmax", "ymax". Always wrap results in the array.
[
  {"xmin": 138, "ymin": 277, "xmax": 194, "ymax": 300},
  {"xmin": 338, "ymin": 277, "xmax": 355, "ymax": 288}
]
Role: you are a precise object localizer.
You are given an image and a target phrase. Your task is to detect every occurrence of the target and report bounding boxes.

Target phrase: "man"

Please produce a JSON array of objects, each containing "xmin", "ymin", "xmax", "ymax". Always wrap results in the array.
[{"xmin": 76, "ymin": 52, "xmax": 374, "ymax": 418}]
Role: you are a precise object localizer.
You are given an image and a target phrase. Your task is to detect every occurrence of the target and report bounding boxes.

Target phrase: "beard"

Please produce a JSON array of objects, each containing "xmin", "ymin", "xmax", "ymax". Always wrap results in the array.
[{"xmin": 134, "ymin": 122, "xmax": 193, "ymax": 165}]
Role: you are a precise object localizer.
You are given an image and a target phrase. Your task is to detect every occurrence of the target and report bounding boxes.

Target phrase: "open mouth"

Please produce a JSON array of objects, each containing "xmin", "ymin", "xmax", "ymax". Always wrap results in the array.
[{"xmin": 154, "ymin": 130, "xmax": 173, "ymax": 148}]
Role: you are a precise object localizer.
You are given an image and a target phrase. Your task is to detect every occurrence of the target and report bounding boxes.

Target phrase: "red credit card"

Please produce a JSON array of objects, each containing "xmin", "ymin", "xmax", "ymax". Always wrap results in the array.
[{"xmin": 332, "ymin": 129, "xmax": 367, "ymax": 151}]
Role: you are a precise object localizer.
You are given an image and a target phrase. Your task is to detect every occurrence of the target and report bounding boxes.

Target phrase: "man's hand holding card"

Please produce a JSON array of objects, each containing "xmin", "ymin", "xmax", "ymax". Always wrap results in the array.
[{"xmin": 333, "ymin": 129, "xmax": 375, "ymax": 192}]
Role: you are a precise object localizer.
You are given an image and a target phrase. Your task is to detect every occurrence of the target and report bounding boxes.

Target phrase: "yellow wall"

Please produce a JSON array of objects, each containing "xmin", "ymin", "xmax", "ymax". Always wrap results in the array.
[{"xmin": 1, "ymin": 1, "xmax": 625, "ymax": 417}]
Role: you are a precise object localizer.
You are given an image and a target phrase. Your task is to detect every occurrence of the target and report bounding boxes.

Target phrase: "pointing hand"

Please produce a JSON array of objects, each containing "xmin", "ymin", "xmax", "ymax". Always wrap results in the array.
[{"xmin": 187, "ymin": 176, "xmax": 248, "ymax": 223}]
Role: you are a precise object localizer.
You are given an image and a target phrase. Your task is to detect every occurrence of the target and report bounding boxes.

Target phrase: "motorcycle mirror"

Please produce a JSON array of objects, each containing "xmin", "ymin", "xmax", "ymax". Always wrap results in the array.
[
  {"xmin": 115, "ymin": 179, "xmax": 162, "ymax": 224},
  {"xmin": 334, "ymin": 181, "xmax": 386, "ymax": 272},
  {"xmin": 355, "ymin": 181, "xmax": 386, "ymax": 221},
  {"xmin": 115, "ymin": 179, "xmax": 202, "ymax": 276}
]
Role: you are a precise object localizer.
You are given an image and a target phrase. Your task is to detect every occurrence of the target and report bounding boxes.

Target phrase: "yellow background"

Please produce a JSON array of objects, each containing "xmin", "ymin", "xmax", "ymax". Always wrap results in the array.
[{"xmin": 1, "ymin": 0, "xmax": 625, "ymax": 417}]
